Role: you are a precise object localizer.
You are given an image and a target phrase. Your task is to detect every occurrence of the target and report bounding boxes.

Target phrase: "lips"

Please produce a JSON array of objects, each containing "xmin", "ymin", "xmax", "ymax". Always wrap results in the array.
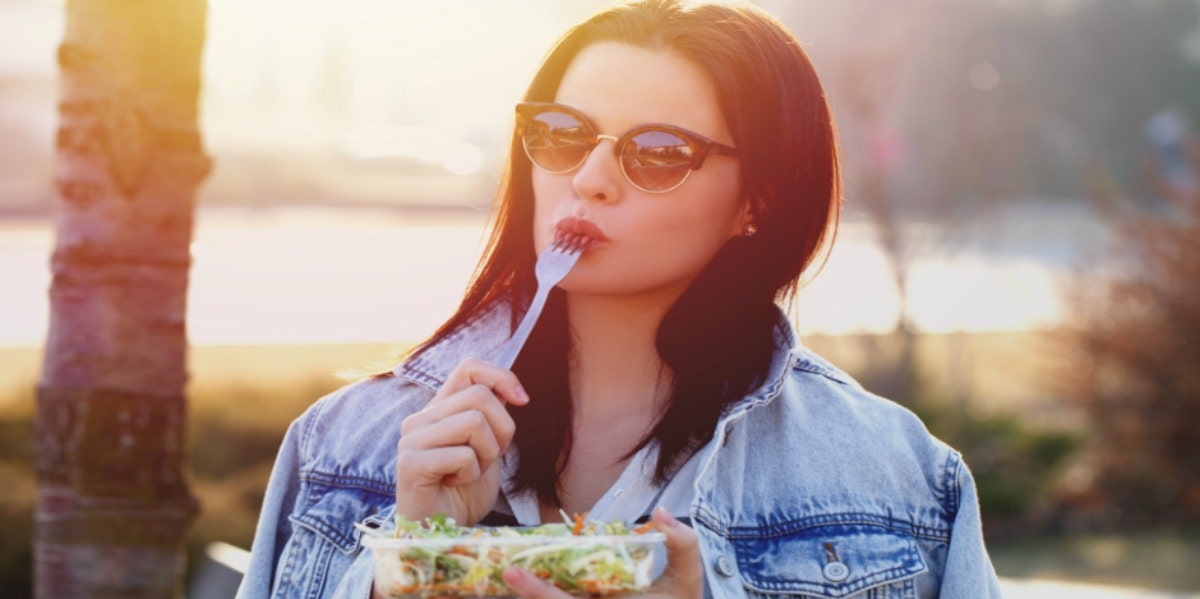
[{"xmin": 555, "ymin": 216, "xmax": 609, "ymax": 245}]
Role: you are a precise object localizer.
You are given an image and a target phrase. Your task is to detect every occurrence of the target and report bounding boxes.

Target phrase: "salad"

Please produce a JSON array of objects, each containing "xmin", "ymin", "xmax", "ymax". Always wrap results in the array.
[{"xmin": 360, "ymin": 513, "xmax": 665, "ymax": 597}]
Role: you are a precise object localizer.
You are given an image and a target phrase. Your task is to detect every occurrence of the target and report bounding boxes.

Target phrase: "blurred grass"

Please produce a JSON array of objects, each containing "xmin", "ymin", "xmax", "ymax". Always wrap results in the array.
[
  {"xmin": 0, "ymin": 342, "xmax": 403, "ymax": 595},
  {"xmin": 0, "ymin": 335, "xmax": 1196, "ymax": 592},
  {"xmin": 989, "ymin": 530, "xmax": 1200, "ymax": 591}
]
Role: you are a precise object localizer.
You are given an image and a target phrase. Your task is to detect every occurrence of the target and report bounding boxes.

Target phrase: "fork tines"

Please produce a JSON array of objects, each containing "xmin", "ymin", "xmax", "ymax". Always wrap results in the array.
[{"xmin": 553, "ymin": 233, "xmax": 590, "ymax": 253}]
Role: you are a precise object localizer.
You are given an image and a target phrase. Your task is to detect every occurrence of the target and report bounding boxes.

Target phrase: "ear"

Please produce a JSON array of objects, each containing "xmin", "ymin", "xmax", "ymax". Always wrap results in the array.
[{"xmin": 731, "ymin": 195, "xmax": 760, "ymax": 237}]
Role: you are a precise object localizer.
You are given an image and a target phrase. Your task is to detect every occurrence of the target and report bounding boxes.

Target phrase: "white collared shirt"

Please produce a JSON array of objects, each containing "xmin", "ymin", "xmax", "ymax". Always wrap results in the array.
[{"xmin": 495, "ymin": 440, "xmax": 711, "ymax": 526}]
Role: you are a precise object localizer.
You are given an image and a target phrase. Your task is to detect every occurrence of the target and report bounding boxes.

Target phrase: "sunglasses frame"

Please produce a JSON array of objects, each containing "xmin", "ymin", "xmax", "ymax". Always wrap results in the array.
[{"xmin": 516, "ymin": 101, "xmax": 739, "ymax": 193}]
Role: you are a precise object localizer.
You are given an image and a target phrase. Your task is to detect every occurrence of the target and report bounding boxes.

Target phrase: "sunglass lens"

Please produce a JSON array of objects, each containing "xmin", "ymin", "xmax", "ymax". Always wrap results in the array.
[
  {"xmin": 523, "ymin": 110, "xmax": 593, "ymax": 173},
  {"xmin": 623, "ymin": 130, "xmax": 695, "ymax": 191}
]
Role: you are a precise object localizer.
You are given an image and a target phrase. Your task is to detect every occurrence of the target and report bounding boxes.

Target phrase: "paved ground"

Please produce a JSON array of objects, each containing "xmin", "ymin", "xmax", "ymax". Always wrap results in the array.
[{"xmin": 999, "ymin": 577, "xmax": 1200, "ymax": 598}]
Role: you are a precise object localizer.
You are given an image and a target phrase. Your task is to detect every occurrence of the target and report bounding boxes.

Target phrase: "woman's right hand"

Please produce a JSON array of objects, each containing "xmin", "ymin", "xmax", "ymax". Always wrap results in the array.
[{"xmin": 394, "ymin": 358, "xmax": 530, "ymax": 526}]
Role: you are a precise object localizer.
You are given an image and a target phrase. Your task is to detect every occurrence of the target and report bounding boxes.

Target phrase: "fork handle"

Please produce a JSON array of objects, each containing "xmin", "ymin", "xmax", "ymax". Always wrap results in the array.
[{"xmin": 495, "ymin": 285, "xmax": 552, "ymax": 369}]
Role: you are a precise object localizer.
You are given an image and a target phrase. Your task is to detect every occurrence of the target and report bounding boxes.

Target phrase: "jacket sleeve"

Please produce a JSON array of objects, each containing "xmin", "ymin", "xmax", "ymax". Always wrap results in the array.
[
  {"xmin": 234, "ymin": 408, "xmax": 310, "ymax": 599},
  {"xmin": 939, "ymin": 455, "xmax": 1003, "ymax": 598}
]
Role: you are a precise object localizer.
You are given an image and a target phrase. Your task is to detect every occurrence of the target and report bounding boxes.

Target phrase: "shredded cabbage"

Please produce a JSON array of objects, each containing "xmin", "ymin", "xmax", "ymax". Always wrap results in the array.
[{"xmin": 365, "ymin": 513, "xmax": 661, "ymax": 597}]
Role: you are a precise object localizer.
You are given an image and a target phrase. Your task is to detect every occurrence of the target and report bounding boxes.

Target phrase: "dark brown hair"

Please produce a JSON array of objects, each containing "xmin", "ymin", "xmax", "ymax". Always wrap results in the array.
[{"xmin": 410, "ymin": 0, "xmax": 841, "ymax": 507}]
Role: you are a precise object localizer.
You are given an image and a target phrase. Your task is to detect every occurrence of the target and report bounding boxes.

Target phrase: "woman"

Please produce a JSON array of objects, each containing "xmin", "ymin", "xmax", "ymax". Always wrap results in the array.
[{"xmin": 238, "ymin": 1, "xmax": 1002, "ymax": 597}]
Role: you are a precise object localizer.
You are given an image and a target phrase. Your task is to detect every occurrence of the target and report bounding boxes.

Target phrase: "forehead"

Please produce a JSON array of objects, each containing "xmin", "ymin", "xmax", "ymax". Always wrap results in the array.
[{"xmin": 554, "ymin": 42, "xmax": 732, "ymax": 143}]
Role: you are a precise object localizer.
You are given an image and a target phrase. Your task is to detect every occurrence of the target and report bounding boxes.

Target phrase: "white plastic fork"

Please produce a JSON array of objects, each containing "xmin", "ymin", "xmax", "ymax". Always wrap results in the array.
[{"xmin": 495, "ymin": 235, "xmax": 588, "ymax": 369}]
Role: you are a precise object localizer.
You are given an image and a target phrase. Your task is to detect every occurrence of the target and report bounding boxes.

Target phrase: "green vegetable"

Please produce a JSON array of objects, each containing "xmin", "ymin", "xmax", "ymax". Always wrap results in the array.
[{"xmin": 372, "ymin": 513, "xmax": 659, "ymax": 597}]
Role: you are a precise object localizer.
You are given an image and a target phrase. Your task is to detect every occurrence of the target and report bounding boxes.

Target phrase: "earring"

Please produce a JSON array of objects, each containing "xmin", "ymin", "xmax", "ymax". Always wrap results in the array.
[{"xmin": 743, "ymin": 223, "xmax": 758, "ymax": 237}]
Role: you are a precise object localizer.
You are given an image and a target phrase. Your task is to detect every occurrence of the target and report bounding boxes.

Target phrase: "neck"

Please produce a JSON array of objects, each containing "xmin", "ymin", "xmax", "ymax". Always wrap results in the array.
[{"xmin": 564, "ymin": 293, "xmax": 674, "ymax": 422}]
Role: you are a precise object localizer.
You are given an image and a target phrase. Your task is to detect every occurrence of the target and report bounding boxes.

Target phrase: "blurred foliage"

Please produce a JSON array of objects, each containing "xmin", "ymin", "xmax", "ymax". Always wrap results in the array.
[
  {"xmin": 182, "ymin": 376, "xmax": 344, "ymax": 588},
  {"xmin": 989, "ymin": 528, "xmax": 1200, "ymax": 591},
  {"xmin": 912, "ymin": 401, "xmax": 1081, "ymax": 541},
  {"xmin": 1060, "ymin": 186, "xmax": 1200, "ymax": 530},
  {"xmin": 813, "ymin": 0, "xmax": 1200, "ymax": 208},
  {"xmin": 0, "ymin": 372, "xmax": 345, "ymax": 596},
  {"xmin": 0, "ymin": 459, "xmax": 34, "ymax": 598},
  {"xmin": 0, "ymin": 388, "xmax": 34, "ymax": 597}
]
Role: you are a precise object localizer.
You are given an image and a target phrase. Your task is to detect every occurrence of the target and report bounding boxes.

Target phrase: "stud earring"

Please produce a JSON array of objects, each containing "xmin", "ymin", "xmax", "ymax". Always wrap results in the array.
[{"xmin": 743, "ymin": 223, "xmax": 758, "ymax": 237}]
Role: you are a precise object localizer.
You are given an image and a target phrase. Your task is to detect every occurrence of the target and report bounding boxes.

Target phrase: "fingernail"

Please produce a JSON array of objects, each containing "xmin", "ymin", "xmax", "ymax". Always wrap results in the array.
[
  {"xmin": 654, "ymin": 507, "xmax": 677, "ymax": 527},
  {"xmin": 514, "ymin": 384, "xmax": 530, "ymax": 403},
  {"xmin": 503, "ymin": 567, "xmax": 525, "ymax": 587}
]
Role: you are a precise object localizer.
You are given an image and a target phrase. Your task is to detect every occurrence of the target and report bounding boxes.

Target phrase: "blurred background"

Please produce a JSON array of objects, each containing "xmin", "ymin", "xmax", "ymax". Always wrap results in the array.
[{"xmin": 2, "ymin": 0, "xmax": 1199, "ymax": 595}]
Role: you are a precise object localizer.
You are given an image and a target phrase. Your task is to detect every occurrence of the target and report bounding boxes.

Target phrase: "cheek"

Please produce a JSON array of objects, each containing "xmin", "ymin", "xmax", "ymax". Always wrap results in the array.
[
  {"xmin": 531, "ymin": 170, "xmax": 564, "ymax": 250},
  {"xmin": 672, "ymin": 186, "xmax": 745, "ymax": 243},
  {"xmin": 631, "ymin": 200, "xmax": 740, "ymax": 267}
]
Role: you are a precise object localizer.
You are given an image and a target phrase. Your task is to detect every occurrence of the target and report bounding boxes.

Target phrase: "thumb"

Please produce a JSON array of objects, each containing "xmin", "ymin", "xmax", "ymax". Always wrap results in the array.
[{"xmin": 650, "ymin": 507, "xmax": 704, "ymax": 598}]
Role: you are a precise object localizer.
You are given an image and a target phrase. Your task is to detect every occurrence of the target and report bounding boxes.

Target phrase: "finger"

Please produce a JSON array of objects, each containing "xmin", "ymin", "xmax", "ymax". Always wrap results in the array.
[
  {"xmin": 402, "ymin": 384, "xmax": 517, "ymax": 451},
  {"xmin": 400, "ymin": 386, "xmax": 518, "ymax": 456},
  {"xmin": 502, "ymin": 567, "xmax": 572, "ymax": 599},
  {"xmin": 400, "ymin": 410, "xmax": 503, "ymax": 472},
  {"xmin": 437, "ymin": 358, "xmax": 530, "ymax": 406},
  {"xmin": 650, "ymin": 507, "xmax": 703, "ymax": 595},
  {"xmin": 395, "ymin": 445, "xmax": 480, "ymax": 487}
]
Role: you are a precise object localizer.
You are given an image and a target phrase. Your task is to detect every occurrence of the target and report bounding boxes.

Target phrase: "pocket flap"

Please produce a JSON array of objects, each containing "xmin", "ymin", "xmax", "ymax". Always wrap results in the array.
[
  {"xmin": 289, "ymin": 484, "xmax": 393, "ymax": 555},
  {"xmin": 732, "ymin": 523, "xmax": 927, "ymax": 598}
]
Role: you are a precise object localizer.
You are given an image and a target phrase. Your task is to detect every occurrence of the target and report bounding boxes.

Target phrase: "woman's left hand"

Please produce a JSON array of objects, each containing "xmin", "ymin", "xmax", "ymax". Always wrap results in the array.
[{"xmin": 501, "ymin": 507, "xmax": 704, "ymax": 599}]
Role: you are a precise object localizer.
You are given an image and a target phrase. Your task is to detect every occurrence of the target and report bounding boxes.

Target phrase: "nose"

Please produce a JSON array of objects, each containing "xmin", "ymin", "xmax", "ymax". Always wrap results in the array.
[{"xmin": 571, "ymin": 135, "xmax": 622, "ymax": 203}]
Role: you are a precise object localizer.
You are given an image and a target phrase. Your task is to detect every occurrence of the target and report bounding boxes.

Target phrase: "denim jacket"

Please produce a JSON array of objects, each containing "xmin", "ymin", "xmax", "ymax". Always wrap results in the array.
[{"xmin": 237, "ymin": 302, "xmax": 1002, "ymax": 599}]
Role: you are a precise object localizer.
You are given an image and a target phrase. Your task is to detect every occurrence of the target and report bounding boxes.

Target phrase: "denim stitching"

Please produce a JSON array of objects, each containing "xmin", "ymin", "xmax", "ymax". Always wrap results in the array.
[
  {"xmin": 739, "ymin": 554, "xmax": 925, "ymax": 596},
  {"xmin": 304, "ymin": 537, "xmax": 333, "ymax": 599},
  {"xmin": 740, "ymin": 561, "xmax": 924, "ymax": 597},
  {"xmin": 275, "ymin": 529, "xmax": 299, "ymax": 598},
  {"xmin": 726, "ymin": 512, "xmax": 951, "ymax": 542},
  {"xmin": 945, "ymin": 451, "xmax": 963, "ymax": 524},
  {"xmin": 300, "ymin": 471, "xmax": 395, "ymax": 496}
]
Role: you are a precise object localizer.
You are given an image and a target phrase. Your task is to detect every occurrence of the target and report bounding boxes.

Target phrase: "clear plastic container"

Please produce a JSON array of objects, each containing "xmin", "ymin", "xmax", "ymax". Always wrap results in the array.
[{"xmin": 363, "ymin": 531, "xmax": 665, "ymax": 597}]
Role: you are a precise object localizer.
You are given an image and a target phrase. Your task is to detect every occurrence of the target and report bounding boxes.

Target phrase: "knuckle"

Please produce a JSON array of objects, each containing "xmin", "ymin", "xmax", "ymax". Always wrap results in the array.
[
  {"xmin": 394, "ymin": 450, "xmax": 419, "ymax": 471},
  {"xmin": 464, "ymin": 383, "xmax": 494, "ymax": 403},
  {"xmin": 477, "ymin": 437, "xmax": 500, "ymax": 462},
  {"xmin": 399, "ymin": 414, "xmax": 420, "ymax": 435},
  {"xmin": 497, "ymin": 411, "xmax": 516, "ymax": 432},
  {"xmin": 679, "ymin": 525, "xmax": 700, "ymax": 543},
  {"xmin": 466, "ymin": 409, "xmax": 490, "ymax": 430},
  {"xmin": 451, "ymin": 445, "xmax": 477, "ymax": 463},
  {"xmin": 496, "ymin": 421, "xmax": 517, "ymax": 445},
  {"xmin": 460, "ymin": 357, "xmax": 485, "ymax": 372}
]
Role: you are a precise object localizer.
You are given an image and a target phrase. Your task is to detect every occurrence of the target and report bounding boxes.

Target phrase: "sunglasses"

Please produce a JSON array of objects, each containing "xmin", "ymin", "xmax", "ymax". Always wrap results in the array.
[{"xmin": 516, "ymin": 102, "xmax": 739, "ymax": 193}]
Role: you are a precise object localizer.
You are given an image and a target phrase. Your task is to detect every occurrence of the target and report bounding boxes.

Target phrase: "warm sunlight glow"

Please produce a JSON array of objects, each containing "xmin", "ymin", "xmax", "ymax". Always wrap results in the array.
[
  {"xmin": 342, "ymin": 125, "xmax": 485, "ymax": 175},
  {"xmin": 0, "ymin": 0, "xmax": 1119, "ymax": 348},
  {"xmin": 906, "ymin": 255, "xmax": 1066, "ymax": 333},
  {"xmin": 201, "ymin": 0, "xmax": 595, "ymax": 168},
  {"xmin": 0, "ymin": 214, "xmax": 1076, "ymax": 348}
]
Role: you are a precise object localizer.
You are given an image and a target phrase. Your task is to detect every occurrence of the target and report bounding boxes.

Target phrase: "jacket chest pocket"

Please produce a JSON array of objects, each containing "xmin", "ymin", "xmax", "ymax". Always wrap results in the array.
[
  {"xmin": 275, "ymin": 482, "xmax": 392, "ymax": 599},
  {"xmin": 731, "ymin": 523, "xmax": 927, "ymax": 599}
]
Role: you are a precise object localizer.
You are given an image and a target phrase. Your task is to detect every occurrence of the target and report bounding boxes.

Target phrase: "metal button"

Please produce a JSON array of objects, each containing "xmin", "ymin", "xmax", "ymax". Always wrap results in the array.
[
  {"xmin": 715, "ymin": 556, "xmax": 735, "ymax": 577},
  {"xmin": 823, "ymin": 561, "xmax": 849, "ymax": 582}
]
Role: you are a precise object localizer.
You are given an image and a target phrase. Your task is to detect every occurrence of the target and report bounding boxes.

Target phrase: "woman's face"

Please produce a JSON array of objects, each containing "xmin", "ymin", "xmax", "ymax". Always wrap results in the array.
[{"xmin": 531, "ymin": 42, "xmax": 748, "ymax": 307}]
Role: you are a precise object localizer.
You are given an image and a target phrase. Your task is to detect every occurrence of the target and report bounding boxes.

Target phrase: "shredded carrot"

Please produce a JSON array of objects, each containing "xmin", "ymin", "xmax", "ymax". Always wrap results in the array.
[
  {"xmin": 573, "ymin": 512, "xmax": 585, "ymax": 535},
  {"xmin": 632, "ymin": 522, "xmax": 655, "ymax": 534}
]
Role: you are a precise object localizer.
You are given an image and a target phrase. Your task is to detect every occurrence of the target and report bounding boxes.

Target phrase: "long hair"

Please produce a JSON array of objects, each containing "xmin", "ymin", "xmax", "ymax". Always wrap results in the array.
[{"xmin": 409, "ymin": 0, "xmax": 842, "ymax": 507}]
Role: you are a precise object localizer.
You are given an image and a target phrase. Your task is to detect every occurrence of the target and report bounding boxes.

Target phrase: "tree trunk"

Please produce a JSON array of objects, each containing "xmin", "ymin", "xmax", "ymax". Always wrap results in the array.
[{"xmin": 35, "ymin": 0, "xmax": 210, "ymax": 597}]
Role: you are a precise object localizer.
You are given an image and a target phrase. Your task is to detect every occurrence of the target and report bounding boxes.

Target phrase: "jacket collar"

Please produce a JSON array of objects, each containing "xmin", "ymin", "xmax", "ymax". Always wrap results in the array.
[{"xmin": 393, "ymin": 301, "xmax": 513, "ymax": 390}]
